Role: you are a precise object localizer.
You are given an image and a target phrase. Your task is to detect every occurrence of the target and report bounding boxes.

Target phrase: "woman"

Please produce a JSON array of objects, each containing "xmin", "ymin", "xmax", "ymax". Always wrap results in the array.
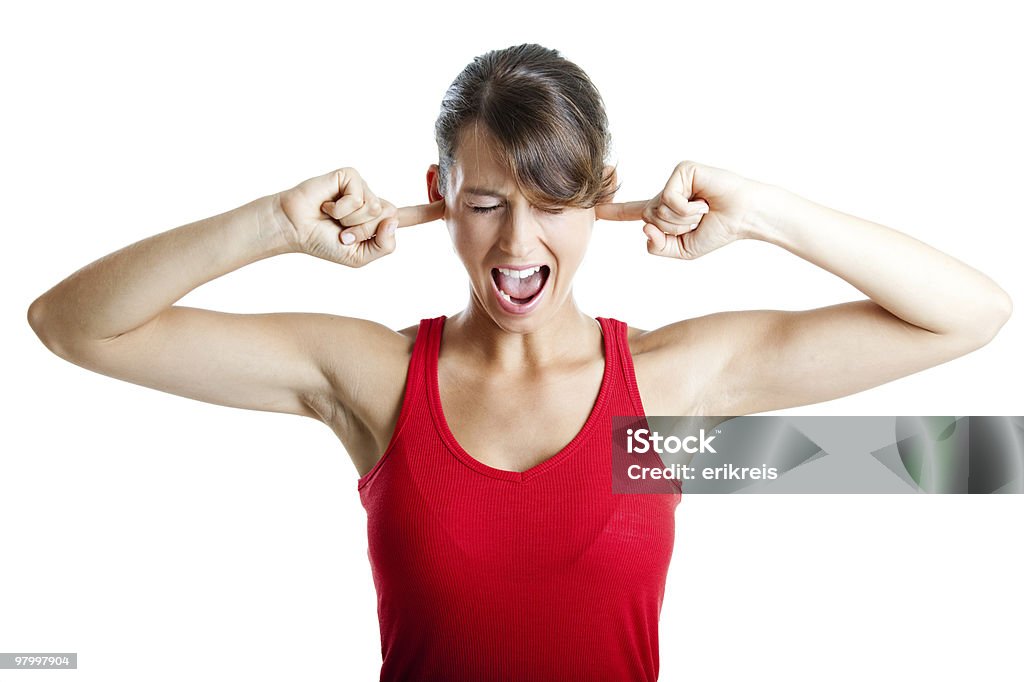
[{"xmin": 27, "ymin": 43, "xmax": 1011, "ymax": 681}]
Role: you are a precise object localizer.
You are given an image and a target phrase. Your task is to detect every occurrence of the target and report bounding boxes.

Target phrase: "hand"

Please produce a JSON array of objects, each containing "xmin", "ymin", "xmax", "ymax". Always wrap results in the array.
[
  {"xmin": 595, "ymin": 160, "xmax": 772, "ymax": 260},
  {"xmin": 273, "ymin": 167, "xmax": 445, "ymax": 268}
]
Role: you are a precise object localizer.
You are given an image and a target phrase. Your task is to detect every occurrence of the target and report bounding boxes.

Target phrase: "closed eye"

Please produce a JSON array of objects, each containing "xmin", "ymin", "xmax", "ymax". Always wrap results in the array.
[{"xmin": 470, "ymin": 205, "xmax": 565, "ymax": 215}]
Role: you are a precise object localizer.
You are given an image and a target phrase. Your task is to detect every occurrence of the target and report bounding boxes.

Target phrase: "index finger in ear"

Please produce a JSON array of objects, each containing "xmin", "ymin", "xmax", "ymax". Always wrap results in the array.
[
  {"xmin": 595, "ymin": 200, "xmax": 648, "ymax": 222},
  {"xmin": 396, "ymin": 197, "xmax": 446, "ymax": 227}
]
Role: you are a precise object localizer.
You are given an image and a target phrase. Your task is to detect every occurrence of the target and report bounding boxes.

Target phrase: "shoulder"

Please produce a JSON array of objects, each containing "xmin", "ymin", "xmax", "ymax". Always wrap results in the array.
[
  {"xmin": 625, "ymin": 324, "xmax": 648, "ymax": 346},
  {"xmin": 397, "ymin": 322, "xmax": 420, "ymax": 343}
]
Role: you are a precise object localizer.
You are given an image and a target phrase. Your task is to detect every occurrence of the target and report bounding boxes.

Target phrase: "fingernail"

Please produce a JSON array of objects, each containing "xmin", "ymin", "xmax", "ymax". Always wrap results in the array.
[
  {"xmin": 387, "ymin": 221, "xmax": 397, "ymax": 235},
  {"xmin": 341, "ymin": 231, "xmax": 355, "ymax": 245}
]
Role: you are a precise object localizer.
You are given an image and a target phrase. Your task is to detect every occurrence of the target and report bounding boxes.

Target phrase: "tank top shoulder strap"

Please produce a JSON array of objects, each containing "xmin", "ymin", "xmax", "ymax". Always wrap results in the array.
[
  {"xmin": 597, "ymin": 316, "xmax": 648, "ymax": 418},
  {"xmin": 392, "ymin": 315, "xmax": 445, "ymax": 433},
  {"xmin": 413, "ymin": 315, "xmax": 445, "ymax": 375}
]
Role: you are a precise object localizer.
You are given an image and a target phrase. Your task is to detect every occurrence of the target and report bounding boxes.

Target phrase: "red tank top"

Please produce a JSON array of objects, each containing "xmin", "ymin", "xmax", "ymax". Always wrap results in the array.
[{"xmin": 357, "ymin": 315, "xmax": 682, "ymax": 681}]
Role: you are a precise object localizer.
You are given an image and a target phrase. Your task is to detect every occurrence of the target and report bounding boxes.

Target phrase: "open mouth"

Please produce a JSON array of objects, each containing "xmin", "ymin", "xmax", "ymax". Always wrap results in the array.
[{"xmin": 490, "ymin": 265, "xmax": 551, "ymax": 311}]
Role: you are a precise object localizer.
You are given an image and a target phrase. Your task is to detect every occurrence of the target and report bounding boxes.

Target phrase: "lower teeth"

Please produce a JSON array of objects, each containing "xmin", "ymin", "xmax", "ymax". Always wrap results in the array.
[
  {"xmin": 495, "ymin": 266, "xmax": 547, "ymax": 306},
  {"xmin": 499, "ymin": 289, "xmax": 533, "ymax": 305}
]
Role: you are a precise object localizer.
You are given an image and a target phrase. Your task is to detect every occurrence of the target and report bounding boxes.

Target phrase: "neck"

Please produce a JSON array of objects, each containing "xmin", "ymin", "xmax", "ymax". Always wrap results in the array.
[{"xmin": 446, "ymin": 286, "xmax": 600, "ymax": 373}]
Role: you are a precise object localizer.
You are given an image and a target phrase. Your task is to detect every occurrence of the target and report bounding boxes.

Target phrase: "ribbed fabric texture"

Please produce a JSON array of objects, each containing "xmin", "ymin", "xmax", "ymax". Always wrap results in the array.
[{"xmin": 357, "ymin": 315, "xmax": 682, "ymax": 681}]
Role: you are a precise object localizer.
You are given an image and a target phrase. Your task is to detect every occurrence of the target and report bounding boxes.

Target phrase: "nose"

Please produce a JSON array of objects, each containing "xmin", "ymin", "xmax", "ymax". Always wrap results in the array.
[{"xmin": 497, "ymin": 207, "xmax": 543, "ymax": 258}]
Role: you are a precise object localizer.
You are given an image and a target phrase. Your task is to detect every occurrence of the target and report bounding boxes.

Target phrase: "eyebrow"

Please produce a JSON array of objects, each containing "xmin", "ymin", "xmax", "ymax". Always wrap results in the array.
[{"xmin": 463, "ymin": 186, "xmax": 508, "ymax": 198}]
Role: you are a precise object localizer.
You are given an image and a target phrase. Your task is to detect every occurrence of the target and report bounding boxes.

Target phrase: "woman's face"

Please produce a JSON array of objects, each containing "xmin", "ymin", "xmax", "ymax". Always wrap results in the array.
[{"xmin": 427, "ymin": 127, "xmax": 606, "ymax": 330}]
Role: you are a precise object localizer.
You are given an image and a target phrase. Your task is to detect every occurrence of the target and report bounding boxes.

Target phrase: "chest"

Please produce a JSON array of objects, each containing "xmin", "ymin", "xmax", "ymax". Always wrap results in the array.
[{"xmin": 437, "ymin": 359, "xmax": 607, "ymax": 473}]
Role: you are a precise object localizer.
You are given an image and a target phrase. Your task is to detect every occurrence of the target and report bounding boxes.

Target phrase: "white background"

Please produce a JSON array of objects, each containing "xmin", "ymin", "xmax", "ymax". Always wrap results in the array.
[{"xmin": 3, "ymin": 1, "xmax": 1022, "ymax": 680}]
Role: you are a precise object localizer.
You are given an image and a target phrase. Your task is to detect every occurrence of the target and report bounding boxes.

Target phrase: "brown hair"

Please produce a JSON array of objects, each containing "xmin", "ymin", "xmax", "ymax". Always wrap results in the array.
[{"xmin": 434, "ymin": 43, "xmax": 620, "ymax": 211}]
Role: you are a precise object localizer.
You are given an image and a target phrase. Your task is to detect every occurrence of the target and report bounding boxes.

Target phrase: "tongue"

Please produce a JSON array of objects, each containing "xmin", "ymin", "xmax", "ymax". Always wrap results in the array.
[{"xmin": 496, "ymin": 269, "xmax": 545, "ymax": 300}]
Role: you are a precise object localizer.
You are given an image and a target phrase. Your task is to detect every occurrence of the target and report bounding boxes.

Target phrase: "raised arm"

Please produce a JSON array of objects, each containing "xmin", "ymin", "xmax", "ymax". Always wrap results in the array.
[
  {"xmin": 598, "ymin": 161, "xmax": 1013, "ymax": 416},
  {"xmin": 26, "ymin": 167, "xmax": 440, "ymax": 424}
]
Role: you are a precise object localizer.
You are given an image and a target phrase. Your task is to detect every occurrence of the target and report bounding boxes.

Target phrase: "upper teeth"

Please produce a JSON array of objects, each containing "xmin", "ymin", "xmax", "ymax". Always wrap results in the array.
[{"xmin": 497, "ymin": 266, "xmax": 541, "ymax": 279}]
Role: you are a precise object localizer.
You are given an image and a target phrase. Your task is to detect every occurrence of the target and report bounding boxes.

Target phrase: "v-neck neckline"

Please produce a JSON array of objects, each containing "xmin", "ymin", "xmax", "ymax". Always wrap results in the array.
[{"xmin": 426, "ymin": 315, "xmax": 615, "ymax": 484}]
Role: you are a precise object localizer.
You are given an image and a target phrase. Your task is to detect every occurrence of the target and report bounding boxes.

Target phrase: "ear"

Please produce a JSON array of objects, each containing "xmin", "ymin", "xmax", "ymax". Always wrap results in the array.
[
  {"xmin": 427, "ymin": 164, "xmax": 444, "ymax": 203},
  {"xmin": 603, "ymin": 164, "xmax": 618, "ymax": 200}
]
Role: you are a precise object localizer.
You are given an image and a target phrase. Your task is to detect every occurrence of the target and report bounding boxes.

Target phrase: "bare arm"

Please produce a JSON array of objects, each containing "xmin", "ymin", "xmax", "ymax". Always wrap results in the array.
[
  {"xmin": 638, "ymin": 182, "xmax": 1013, "ymax": 416},
  {"xmin": 26, "ymin": 193, "xmax": 336, "ymax": 417},
  {"xmin": 24, "ymin": 168, "xmax": 424, "ymax": 424}
]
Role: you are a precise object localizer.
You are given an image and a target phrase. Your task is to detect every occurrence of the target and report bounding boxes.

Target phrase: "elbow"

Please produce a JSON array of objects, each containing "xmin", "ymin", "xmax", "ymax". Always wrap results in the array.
[
  {"xmin": 27, "ymin": 295, "xmax": 50, "ymax": 342},
  {"xmin": 987, "ymin": 289, "xmax": 1013, "ymax": 337},
  {"xmin": 27, "ymin": 296, "xmax": 45, "ymax": 332},
  {"xmin": 968, "ymin": 290, "xmax": 1013, "ymax": 347},
  {"xmin": 27, "ymin": 295, "xmax": 72, "ymax": 359}
]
